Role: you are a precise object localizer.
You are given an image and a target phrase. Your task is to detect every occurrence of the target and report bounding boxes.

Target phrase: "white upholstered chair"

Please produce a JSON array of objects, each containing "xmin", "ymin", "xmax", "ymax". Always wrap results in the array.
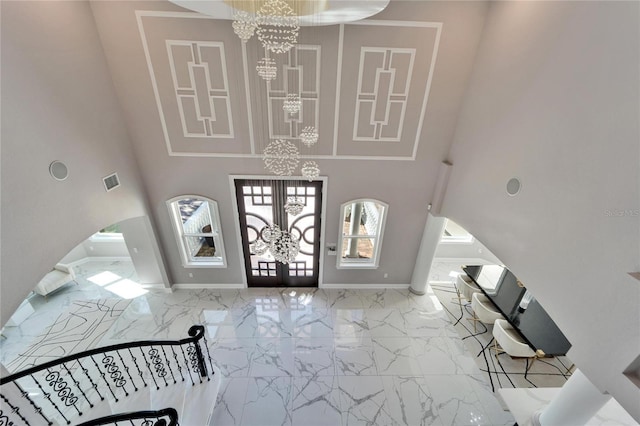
[
  {"xmin": 492, "ymin": 318, "xmax": 545, "ymax": 370},
  {"xmin": 453, "ymin": 274, "xmax": 482, "ymax": 305},
  {"xmin": 468, "ymin": 292, "xmax": 504, "ymax": 332}
]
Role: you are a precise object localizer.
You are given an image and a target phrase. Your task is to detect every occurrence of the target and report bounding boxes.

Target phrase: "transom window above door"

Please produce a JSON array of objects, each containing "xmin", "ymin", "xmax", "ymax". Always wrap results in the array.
[
  {"xmin": 337, "ymin": 199, "xmax": 388, "ymax": 269},
  {"xmin": 167, "ymin": 195, "xmax": 226, "ymax": 268}
]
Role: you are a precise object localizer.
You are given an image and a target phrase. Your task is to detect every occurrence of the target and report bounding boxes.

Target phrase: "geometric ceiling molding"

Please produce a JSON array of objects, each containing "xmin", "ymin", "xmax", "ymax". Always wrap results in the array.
[
  {"xmin": 137, "ymin": 10, "xmax": 253, "ymax": 156},
  {"xmin": 265, "ymin": 45, "xmax": 322, "ymax": 142},
  {"xmin": 353, "ymin": 47, "xmax": 415, "ymax": 142},
  {"xmin": 136, "ymin": 11, "xmax": 442, "ymax": 160},
  {"xmin": 167, "ymin": 40, "xmax": 234, "ymax": 139},
  {"xmin": 334, "ymin": 21, "xmax": 442, "ymax": 159}
]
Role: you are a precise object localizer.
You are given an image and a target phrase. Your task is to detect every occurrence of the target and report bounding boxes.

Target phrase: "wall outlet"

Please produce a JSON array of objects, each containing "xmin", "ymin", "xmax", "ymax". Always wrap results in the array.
[
  {"xmin": 384, "ymin": 273, "xmax": 389, "ymax": 278},
  {"xmin": 133, "ymin": 247, "xmax": 138, "ymax": 253},
  {"xmin": 188, "ymin": 272, "xmax": 193, "ymax": 278},
  {"xmin": 327, "ymin": 244, "xmax": 337, "ymax": 256}
]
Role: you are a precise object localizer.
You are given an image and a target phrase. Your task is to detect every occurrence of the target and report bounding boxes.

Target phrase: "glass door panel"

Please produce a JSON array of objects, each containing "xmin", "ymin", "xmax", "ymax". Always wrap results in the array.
[{"xmin": 235, "ymin": 179, "xmax": 322, "ymax": 287}]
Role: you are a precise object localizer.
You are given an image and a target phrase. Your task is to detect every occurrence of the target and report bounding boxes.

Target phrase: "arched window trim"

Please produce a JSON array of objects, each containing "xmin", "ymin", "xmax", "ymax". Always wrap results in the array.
[
  {"xmin": 336, "ymin": 198, "xmax": 389, "ymax": 269},
  {"xmin": 166, "ymin": 195, "xmax": 227, "ymax": 268}
]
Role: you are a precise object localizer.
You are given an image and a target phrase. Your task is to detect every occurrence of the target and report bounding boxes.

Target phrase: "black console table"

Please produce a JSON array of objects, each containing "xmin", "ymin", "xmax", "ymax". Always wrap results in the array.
[{"xmin": 463, "ymin": 265, "xmax": 571, "ymax": 356}]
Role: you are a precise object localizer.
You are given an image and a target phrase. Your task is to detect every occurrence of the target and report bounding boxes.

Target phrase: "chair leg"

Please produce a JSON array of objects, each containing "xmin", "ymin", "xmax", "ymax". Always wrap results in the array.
[
  {"xmin": 467, "ymin": 316, "xmax": 479, "ymax": 333},
  {"xmin": 527, "ymin": 350, "xmax": 546, "ymax": 372},
  {"xmin": 566, "ymin": 363, "xmax": 575, "ymax": 375}
]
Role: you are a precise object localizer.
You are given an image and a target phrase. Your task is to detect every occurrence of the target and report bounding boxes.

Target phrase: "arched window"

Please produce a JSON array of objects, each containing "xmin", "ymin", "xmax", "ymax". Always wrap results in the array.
[
  {"xmin": 337, "ymin": 199, "xmax": 388, "ymax": 269},
  {"xmin": 167, "ymin": 196, "xmax": 226, "ymax": 268}
]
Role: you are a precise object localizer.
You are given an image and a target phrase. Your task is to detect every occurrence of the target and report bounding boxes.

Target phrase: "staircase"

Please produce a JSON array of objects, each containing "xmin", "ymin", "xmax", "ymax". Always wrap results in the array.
[{"xmin": 0, "ymin": 325, "xmax": 221, "ymax": 425}]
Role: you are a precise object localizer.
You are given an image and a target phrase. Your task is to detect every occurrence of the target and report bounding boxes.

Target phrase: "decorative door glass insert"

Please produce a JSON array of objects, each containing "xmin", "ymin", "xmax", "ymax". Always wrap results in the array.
[{"xmin": 235, "ymin": 179, "xmax": 322, "ymax": 287}]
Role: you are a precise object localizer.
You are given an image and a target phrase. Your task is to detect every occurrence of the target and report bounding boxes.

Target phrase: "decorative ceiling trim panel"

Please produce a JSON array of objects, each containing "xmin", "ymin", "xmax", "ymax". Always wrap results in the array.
[
  {"xmin": 166, "ymin": 40, "xmax": 235, "ymax": 139},
  {"xmin": 136, "ymin": 11, "xmax": 442, "ymax": 160}
]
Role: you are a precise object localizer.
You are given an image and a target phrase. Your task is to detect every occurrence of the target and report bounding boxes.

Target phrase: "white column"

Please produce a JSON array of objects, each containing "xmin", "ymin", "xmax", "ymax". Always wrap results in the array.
[
  {"xmin": 409, "ymin": 213, "xmax": 447, "ymax": 295},
  {"xmin": 532, "ymin": 370, "xmax": 611, "ymax": 426}
]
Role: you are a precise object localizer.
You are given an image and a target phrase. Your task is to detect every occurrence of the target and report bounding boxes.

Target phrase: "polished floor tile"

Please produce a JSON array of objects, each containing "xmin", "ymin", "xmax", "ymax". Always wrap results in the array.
[{"xmin": 1, "ymin": 260, "xmax": 518, "ymax": 426}]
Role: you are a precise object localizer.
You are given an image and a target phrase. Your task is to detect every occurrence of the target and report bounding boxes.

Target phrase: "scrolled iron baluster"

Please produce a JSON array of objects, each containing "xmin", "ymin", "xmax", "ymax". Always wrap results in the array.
[
  {"xmin": 0, "ymin": 409, "xmax": 9, "ymax": 426},
  {"xmin": 77, "ymin": 358, "xmax": 104, "ymax": 402},
  {"xmin": 101, "ymin": 354, "xmax": 128, "ymax": 397},
  {"xmin": 148, "ymin": 347, "xmax": 168, "ymax": 387},
  {"xmin": 31, "ymin": 373, "xmax": 70, "ymax": 424},
  {"xmin": 45, "ymin": 368, "xmax": 81, "ymax": 415},
  {"xmin": 1, "ymin": 391, "xmax": 32, "ymax": 426},
  {"xmin": 178, "ymin": 345, "xmax": 195, "ymax": 386},
  {"xmin": 160, "ymin": 347, "xmax": 177, "ymax": 384},
  {"xmin": 170, "ymin": 347, "xmax": 185, "ymax": 382},
  {"xmin": 128, "ymin": 348, "xmax": 147, "ymax": 388},
  {"xmin": 186, "ymin": 344, "xmax": 202, "ymax": 384},
  {"xmin": 139, "ymin": 348, "xmax": 160, "ymax": 390},
  {"xmin": 90, "ymin": 355, "xmax": 118, "ymax": 402},
  {"xmin": 202, "ymin": 333, "xmax": 215, "ymax": 380},
  {"xmin": 61, "ymin": 362, "xmax": 92, "ymax": 409},
  {"xmin": 188, "ymin": 326, "xmax": 208, "ymax": 379},
  {"xmin": 116, "ymin": 350, "xmax": 138, "ymax": 392}
]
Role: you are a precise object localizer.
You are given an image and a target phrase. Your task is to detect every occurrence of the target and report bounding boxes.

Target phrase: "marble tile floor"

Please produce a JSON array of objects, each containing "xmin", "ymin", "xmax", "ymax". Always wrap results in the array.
[
  {"xmin": 427, "ymin": 260, "xmax": 574, "ymax": 392},
  {"xmin": 1, "ymin": 260, "xmax": 516, "ymax": 425}
]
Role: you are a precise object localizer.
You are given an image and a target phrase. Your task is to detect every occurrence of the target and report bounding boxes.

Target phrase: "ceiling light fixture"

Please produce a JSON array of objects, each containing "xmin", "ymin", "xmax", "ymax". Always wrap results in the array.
[
  {"xmin": 301, "ymin": 161, "xmax": 320, "ymax": 181},
  {"xmin": 283, "ymin": 94, "xmax": 301, "ymax": 115},
  {"xmin": 256, "ymin": 57, "xmax": 277, "ymax": 80},
  {"xmin": 284, "ymin": 197, "xmax": 305, "ymax": 216},
  {"xmin": 232, "ymin": 10, "xmax": 257, "ymax": 42},
  {"xmin": 256, "ymin": 0, "xmax": 299, "ymax": 54},
  {"xmin": 300, "ymin": 126, "xmax": 319, "ymax": 147},
  {"xmin": 263, "ymin": 139, "xmax": 299, "ymax": 176}
]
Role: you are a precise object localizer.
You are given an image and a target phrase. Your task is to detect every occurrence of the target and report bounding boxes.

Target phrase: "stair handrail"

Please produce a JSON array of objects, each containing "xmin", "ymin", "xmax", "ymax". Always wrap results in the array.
[
  {"xmin": 0, "ymin": 325, "xmax": 214, "ymax": 426},
  {"xmin": 76, "ymin": 407, "xmax": 179, "ymax": 426},
  {"xmin": 0, "ymin": 325, "xmax": 210, "ymax": 385}
]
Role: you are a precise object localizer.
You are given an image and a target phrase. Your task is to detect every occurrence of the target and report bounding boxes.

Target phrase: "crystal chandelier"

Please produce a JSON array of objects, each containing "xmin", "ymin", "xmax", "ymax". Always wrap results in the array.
[
  {"xmin": 270, "ymin": 230, "xmax": 300, "ymax": 264},
  {"xmin": 252, "ymin": 224, "xmax": 300, "ymax": 264},
  {"xmin": 263, "ymin": 139, "xmax": 299, "ymax": 176},
  {"xmin": 261, "ymin": 224, "xmax": 282, "ymax": 244},
  {"xmin": 300, "ymin": 126, "xmax": 318, "ymax": 147},
  {"xmin": 283, "ymin": 94, "xmax": 301, "ymax": 115},
  {"xmin": 256, "ymin": 57, "xmax": 277, "ymax": 81},
  {"xmin": 250, "ymin": 238, "xmax": 269, "ymax": 255},
  {"xmin": 301, "ymin": 161, "xmax": 320, "ymax": 181},
  {"xmin": 232, "ymin": 10, "xmax": 257, "ymax": 43},
  {"xmin": 256, "ymin": 0, "xmax": 299, "ymax": 54},
  {"xmin": 284, "ymin": 197, "xmax": 305, "ymax": 216}
]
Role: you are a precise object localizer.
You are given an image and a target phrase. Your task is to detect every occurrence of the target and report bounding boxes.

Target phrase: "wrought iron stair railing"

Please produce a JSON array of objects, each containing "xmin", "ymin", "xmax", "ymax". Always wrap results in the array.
[
  {"xmin": 76, "ymin": 407, "xmax": 179, "ymax": 426},
  {"xmin": 0, "ymin": 325, "xmax": 214, "ymax": 426}
]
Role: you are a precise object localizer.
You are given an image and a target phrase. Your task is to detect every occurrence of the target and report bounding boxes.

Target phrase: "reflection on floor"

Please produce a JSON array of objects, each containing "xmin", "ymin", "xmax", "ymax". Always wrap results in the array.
[
  {"xmin": 428, "ymin": 260, "xmax": 574, "ymax": 392},
  {"xmin": 1, "ymin": 260, "xmax": 517, "ymax": 426}
]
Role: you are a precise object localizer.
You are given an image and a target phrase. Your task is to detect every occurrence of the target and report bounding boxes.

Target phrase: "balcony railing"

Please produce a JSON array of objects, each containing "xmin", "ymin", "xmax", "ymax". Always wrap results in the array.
[
  {"xmin": 0, "ymin": 325, "xmax": 214, "ymax": 426},
  {"xmin": 77, "ymin": 407, "xmax": 178, "ymax": 426}
]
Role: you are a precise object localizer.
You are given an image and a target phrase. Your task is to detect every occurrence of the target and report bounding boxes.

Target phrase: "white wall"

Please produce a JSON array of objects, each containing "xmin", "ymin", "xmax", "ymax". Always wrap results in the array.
[
  {"xmin": 82, "ymin": 238, "xmax": 130, "ymax": 258},
  {"xmin": 0, "ymin": 1, "xmax": 150, "ymax": 325},
  {"xmin": 435, "ymin": 237, "xmax": 501, "ymax": 264},
  {"xmin": 443, "ymin": 2, "xmax": 639, "ymax": 420}
]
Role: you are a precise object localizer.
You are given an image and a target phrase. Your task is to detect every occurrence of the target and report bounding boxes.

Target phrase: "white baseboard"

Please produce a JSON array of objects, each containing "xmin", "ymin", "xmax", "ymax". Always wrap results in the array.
[
  {"xmin": 320, "ymin": 283, "xmax": 409, "ymax": 289},
  {"xmin": 172, "ymin": 283, "xmax": 245, "ymax": 290},
  {"xmin": 141, "ymin": 284, "xmax": 173, "ymax": 293}
]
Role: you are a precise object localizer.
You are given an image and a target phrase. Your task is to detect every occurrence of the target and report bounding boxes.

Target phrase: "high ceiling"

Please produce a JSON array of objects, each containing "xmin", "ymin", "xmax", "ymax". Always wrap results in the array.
[{"xmin": 90, "ymin": 0, "xmax": 488, "ymax": 165}]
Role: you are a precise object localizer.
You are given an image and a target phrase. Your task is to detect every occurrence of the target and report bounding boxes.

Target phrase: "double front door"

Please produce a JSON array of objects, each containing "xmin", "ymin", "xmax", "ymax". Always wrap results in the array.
[{"xmin": 234, "ymin": 179, "xmax": 322, "ymax": 287}]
